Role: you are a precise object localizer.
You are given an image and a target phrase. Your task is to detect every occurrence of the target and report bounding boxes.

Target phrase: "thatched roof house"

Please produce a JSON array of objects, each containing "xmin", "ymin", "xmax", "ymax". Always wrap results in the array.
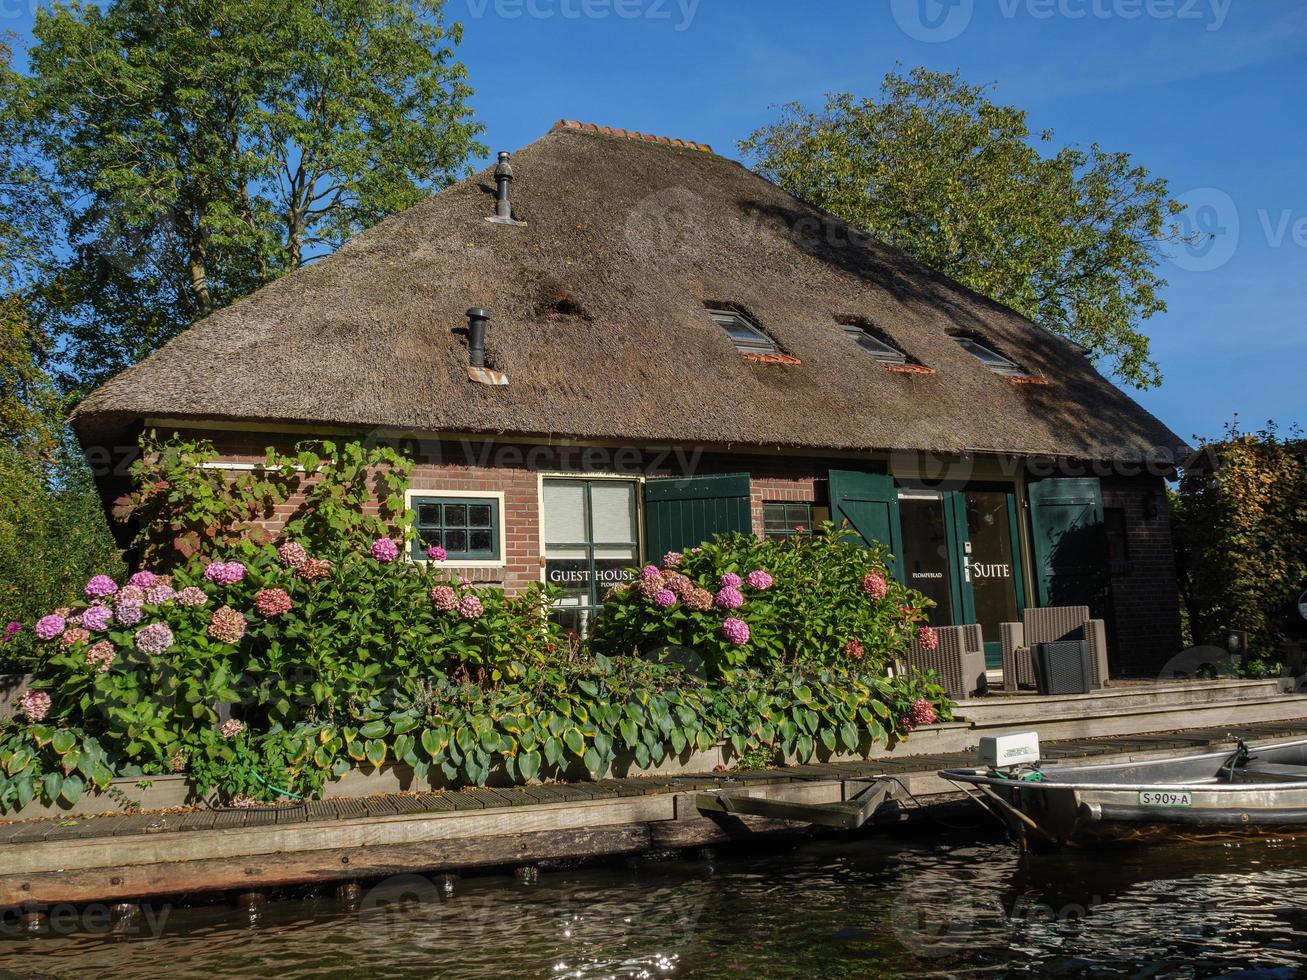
[
  {"xmin": 72, "ymin": 120, "xmax": 1184, "ymax": 462},
  {"xmin": 72, "ymin": 120, "xmax": 1187, "ymax": 677}
]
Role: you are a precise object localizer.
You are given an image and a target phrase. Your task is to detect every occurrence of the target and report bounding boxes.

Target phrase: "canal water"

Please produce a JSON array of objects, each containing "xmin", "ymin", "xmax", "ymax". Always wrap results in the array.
[{"xmin": 5, "ymin": 822, "xmax": 1307, "ymax": 978}]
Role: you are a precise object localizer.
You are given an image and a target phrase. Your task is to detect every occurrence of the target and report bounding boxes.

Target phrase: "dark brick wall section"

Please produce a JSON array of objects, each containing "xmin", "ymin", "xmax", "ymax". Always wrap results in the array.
[{"xmin": 1101, "ymin": 476, "xmax": 1184, "ymax": 677}]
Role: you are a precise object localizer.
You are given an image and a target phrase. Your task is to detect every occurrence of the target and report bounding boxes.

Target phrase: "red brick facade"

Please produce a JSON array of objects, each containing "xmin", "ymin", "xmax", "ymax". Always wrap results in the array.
[{"xmin": 183, "ymin": 428, "xmax": 1182, "ymax": 676}]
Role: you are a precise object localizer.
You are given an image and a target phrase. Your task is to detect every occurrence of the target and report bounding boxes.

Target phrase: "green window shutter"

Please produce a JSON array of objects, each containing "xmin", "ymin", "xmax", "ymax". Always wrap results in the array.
[
  {"xmin": 644, "ymin": 473, "xmax": 752, "ymax": 559},
  {"xmin": 1027, "ymin": 477, "xmax": 1108, "ymax": 610},
  {"xmin": 828, "ymin": 469, "xmax": 903, "ymax": 579}
]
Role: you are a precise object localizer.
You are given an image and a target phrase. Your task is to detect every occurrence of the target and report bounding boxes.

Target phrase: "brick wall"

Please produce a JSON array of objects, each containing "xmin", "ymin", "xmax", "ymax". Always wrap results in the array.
[{"xmin": 1101, "ymin": 475, "xmax": 1184, "ymax": 677}]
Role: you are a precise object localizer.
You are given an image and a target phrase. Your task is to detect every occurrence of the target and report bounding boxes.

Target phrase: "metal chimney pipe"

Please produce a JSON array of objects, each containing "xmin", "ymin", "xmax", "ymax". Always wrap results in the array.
[
  {"xmin": 492, "ymin": 151, "xmax": 513, "ymax": 220},
  {"xmin": 466, "ymin": 308, "xmax": 490, "ymax": 368}
]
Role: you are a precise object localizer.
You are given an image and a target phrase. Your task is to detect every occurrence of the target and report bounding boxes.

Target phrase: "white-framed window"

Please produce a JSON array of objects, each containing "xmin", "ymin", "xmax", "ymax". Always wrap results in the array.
[
  {"xmin": 403, "ymin": 489, "xmax": 506, "ymax": 567},
  {"xmin": 843, "ymin": 324, "xmax": 908, "ymax": 365},
  {"xmin": 540, "ymin": 476, "xmax": 642, "ymax": 634},
  {"xmin": 707, "ymin": 307, "xmax": 777, "ymax": 355},
  {"xmin": 954, "ymin": 336, "xmax": 1024, "ymax": 376}
]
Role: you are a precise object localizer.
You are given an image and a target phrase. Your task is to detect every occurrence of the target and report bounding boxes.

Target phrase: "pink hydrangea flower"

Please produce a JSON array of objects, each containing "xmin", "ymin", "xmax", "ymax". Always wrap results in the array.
[
  {"xmin": 115, "ymin": 585, "xmax": 145, "ymax": 607},
  {"xmin": 84, "ymin": 575, "xmax": 118, "ymax": 599},
  {"xmin": 370, "ymin": 538, "xmax": 400, "ymax": 562},
  {"xmin": 639, "ymin": 565, "xmax": 662, "ymax": 581},
  {"xmin": 19, "ymin": 690, "xmax": 51, "ymax": 722},
  {"xmin": 134, "ymin": 622, "xmax": 174, "ymax": 656},
  {"xmin": 255, "ymin": 588, "xmax": 293, "ymax": 617},
  {"xmin": 203, "ymin": 561, "xmax": 247, "ymax": 586},
  {"xmin": 145, "ymin": 584, "xmax": 176, "ymax": 605},
  {"xmin": 115, "ymin": 603, "xmax": 143, "ymax": 626},
  {"xmin": 637, "ymin": 576, "xmax": 666, "ymax": 599},
  {"xmin": 860, "ymin": 572, "xmax": 888, "ymax": 601},
  {"xmin": 175, "ymin": 587, "xmax": 209, "ymax": 607},
  {"xmin": 653, "ymin": 588, "xmax": 677, "ymax": 608},
  {"xmin": 684, "ymin": 588, "xmax": 714, "ymax": 611},
  {"xmin": 661, "ymin": 551, "xmax": 683, "ymax": 568},
  {"xmin": 60, "ymin": 627, "xmax": 90, "ymax": 649},
  {"xmin": 430, "ymin": 585, "xmax": 459, "ymax": 611},
  {"xmin": 911, "ymin": 699, "xmax": 937, "ymax": 726},
  {"xmin": 219, "ymin": 718, "xmax": 246, "ymax": 739},
  {"xmin": 277, "ymin": 541, "xmax": 308, "ymax": 568},
  {"xmin": 916, "ymin": 626, "xmax": 939, "ymax": 651},
  {"xmin": 127, "ymin": 571, "xmax": 158, "ymax": 589},
  {"xmin": 719, "ymin": 572, "xmax": 742, "ymax": 588},
  {"xmin": 86, "ymin": 641, "xmax": 115, "ymax": 673},
  {"xmin": 457, "ymin": 594, "xmax": 484, "ymax": 620},
  {"xmin": 665, "ymin": 572, "xmax": 694, "ymax": 597},
  {"xmin": 2, "ymin": 622, "xmax": 20, "ymax": 643},
  {"xmin": 208, "ymin": 606, "xmax": 247, "ymax": 644},
  {"xmin": 427, "ymin": 544, "xmax": 447, "ymax": 562},
  {"xmin": 846, "ymin": 639, "xmax": 864, "ymax": 660},
  {"xmin": 721, "ymin": 618, "xmax": 750, "ymax": 645},
  {"xmin": 714, "ymin": 586, "xmax": 745, "ymax": 610},
  {"xmin": 745, "ymin": 570, "xmax": 773, "ymax": 590},
  {"xmin": 34, "ymin": 615, "xmax": 66, "ymax": 641},
  {"xmin": 81, "ymin": 605, "xmax": 113, "ymax": 633},
  {"xmin": 297, "ymin": 557, "xmax": 333, "ymax": 582}
]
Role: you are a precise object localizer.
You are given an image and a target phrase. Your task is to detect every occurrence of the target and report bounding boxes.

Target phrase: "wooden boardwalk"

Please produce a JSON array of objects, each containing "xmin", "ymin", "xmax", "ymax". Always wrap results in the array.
[{"xmin": 6, "ymin": 718, "xmax": 1307, "ymax": 908}]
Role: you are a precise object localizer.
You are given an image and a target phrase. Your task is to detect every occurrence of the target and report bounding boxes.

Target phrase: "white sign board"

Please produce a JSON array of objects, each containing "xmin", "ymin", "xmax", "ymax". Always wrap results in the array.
[{"xmin": 1300, "ymin": 590, "xmax": 1307, "ymax": 621}]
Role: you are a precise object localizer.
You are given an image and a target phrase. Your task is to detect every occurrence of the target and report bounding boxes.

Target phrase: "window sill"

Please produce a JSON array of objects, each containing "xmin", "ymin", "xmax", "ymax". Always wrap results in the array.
[
  {"xmin": 743, "ymin": 352, "xmax": 802, "ymax": 365},
  {"xmin": 1008, "ymin": 374, "xmax": 1050, "ymax": 386},
  {"xmin": 882, "ymin": 363, "xmax": 937, "ymax": 376}
]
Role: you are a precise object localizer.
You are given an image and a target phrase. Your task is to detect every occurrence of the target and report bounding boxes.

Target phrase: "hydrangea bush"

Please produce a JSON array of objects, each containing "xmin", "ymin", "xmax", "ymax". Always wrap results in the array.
[{"xmin": 591, "ymin": 526, "xmax": 936, "ymax": 677}]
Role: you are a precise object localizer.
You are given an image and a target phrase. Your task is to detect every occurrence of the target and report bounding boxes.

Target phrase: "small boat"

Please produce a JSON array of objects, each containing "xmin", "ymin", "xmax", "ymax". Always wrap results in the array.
[{"xmin": 940, "ymin": 735, "xmax": 1307, "ymax": 849}]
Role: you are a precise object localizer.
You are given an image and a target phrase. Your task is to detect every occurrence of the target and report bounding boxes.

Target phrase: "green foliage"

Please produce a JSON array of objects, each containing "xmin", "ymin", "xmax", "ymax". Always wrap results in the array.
[
  {"xmin": 0, "ymin": 721, "xmax": 125, "ymax": 811},
  {"xmin": 0, "ymin": 444, "xmax": 124, "ymax": 671},
  {"xmin": 740, "ymin": 66, "xmax": 1194, "ymax": 389},
  {"xmin": 1174, "ymin": 421, "xmax": 1307, "ymax": 658},
  {"xmin": 22, "ymin": 0, "xmax": 484, "ymax": 393},
  {"xmin": 113, "ymin": 433, "xmax": 415, "ymax": 567},
  {"xmin": 591, "ymin": 526, "xmax": 934, "ymax": 677},
  {"xmin": 188, "ymin": 727, "xmax": 327, "ymax": 805}
]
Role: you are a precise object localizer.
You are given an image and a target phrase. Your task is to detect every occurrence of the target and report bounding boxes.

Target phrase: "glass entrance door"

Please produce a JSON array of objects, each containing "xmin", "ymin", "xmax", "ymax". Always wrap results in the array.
[
  {"xmin": 895, "ymin": 485, "xmax": 1026, "ymax": 668},
  {"xmin": 959, "ymin": 488, "xmax": 1026, "ymax": 667}
]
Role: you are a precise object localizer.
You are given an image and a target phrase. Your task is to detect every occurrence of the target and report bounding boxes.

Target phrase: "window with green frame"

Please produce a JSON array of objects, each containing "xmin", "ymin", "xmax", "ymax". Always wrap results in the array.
[{"xmin": 410, "ymin": 496, "xmax": 500, "ymax": 561}]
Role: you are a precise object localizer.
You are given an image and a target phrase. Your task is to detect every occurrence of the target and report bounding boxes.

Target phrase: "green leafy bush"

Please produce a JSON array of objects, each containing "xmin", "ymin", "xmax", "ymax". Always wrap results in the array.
[{"xmin": 591, "ymin": 526, "xmax": 936, "ymax": 676}]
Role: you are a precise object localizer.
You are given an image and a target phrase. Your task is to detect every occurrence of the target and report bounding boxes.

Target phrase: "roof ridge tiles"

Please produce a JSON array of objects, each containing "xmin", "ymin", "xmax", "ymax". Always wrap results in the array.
[{"xmin": 552, "ymin": 119, "xmax": 712, "ymax": 153}]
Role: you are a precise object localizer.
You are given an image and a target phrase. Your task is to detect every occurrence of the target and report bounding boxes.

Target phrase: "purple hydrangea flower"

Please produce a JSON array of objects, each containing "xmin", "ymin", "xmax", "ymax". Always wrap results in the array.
[
  {"xmin": 128, "ymin": 571, "xmax": 158, "ymax": 589},
  {"xmin": 115, "ymin": 603, "xmax": 144, "ymax": 627},
  {"xmin": 81, "ymin": 604, "xmax": 113, "ymax": 633},
  {"xmin": 721, "ymin": 618, "xmax": 750, "ymax": 646},
  {"xmin": 115, "ymin": 585, "xmax": 145, "ymax": 607},
  {"xmin": 370, "ymin": 538, "xmax": 400, "ymax": 562},
  {"xmin": 661, "ymin": 551, "xmax": 683, "ymax": 568},
  {"xmin": 134, "ymin": 622, "xmax": 174, "ymax": 656},
  {"xmin": 719, "ymin": 572, "xmax": 742, "ymax": 589},
  {"xmin": 639, "ymin": 565, "xmax": 662, "ymax": 581},
  {"xmin": 34, "ymin": 615, "xmax": 66, "ymax": 641},
  {"xmin": 2, "ymin": 622, "xmax": 21, "ymax": 644},
  {"xmin": 19, "ymin": 690, "xmax": 51, "ymax": 722},
  {"xmin": 427, "ymin": 545, "xmax": 447, "ymax": 562},
  {"xmin": 145, "ymin": 584, "xmax": 176, "ymax": 605},
  {"xmin": 84, "ymin": 575, "xmax": 118, "ymax": 599},
  {"xmin": 745, "ymin": 570, "xmax": 773, "ymax": 590},
  {"xmin": 714, "ymin": 586, "xmax": 745, "ymax": 610},
  {"xmin": 203, "ymin": 561, "xmax": 247, "ymax": 586},
  {"xmin": 653, "ymin": 588, "xmax": 677, "ymax": 608},
  {"xmin": 431, "ymin": 585, "xmax": 459, "ymax": 611}
]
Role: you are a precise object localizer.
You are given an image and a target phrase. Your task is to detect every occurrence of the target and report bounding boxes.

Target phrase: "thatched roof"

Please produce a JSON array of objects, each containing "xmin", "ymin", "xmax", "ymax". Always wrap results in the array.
[{"xmin": 73, "ymin": 120, "xmax": 1186, "ymax": 464}]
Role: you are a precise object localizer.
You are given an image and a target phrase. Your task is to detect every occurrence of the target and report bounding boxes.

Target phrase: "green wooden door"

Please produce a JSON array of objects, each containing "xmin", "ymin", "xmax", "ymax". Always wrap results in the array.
[
  {"xmin": 644, "ymin": 473, "xmax": 752, "ymax": 559},
  {"xmin": 1027, "ymin": 477, "xmax": 1108, "ymax": 611},
  {"xmin": 829, "ymin": 469, "xmax": 903, "ymax": 579}
]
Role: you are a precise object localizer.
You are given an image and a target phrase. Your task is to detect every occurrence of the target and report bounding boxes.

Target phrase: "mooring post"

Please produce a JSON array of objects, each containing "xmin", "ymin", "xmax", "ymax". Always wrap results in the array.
[
  {"xmin": 237, "ymin": 891, "xmax": 267, "ymax": 914},
  {"xmin": 437, "ymin": 873, "xmax": 458, "ymax": 897},
  {"xmin": 336, "ymin": 882, "xmax": 362, "ymax": 905},
  {"xmin": 18, "ymin": 907, "xmax": 47, "ymax": 932},
  {"xmin": 514, "ymin": 865, "xmax": 539, "ymax": 884}
]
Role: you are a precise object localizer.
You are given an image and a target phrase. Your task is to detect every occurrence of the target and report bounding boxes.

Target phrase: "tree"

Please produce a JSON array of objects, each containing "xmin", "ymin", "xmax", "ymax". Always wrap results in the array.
[
  {"xmin": 740, "ymin": 67, "xmax": 1192, "ymax": 389},
  {"xmin": 24, "ymin": 0, "xmax": 484, "ymax": 393}
]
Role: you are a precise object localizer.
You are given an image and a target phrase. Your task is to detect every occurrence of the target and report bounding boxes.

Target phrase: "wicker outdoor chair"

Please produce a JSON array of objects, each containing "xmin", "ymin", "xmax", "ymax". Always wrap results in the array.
[
  {"xmin": 1000, "ymin": 606, "xmax": 1109, "ymax": 692},
  {"xmin": 902, "ymin": 623, "xmax": 988, "ymax": 701}
]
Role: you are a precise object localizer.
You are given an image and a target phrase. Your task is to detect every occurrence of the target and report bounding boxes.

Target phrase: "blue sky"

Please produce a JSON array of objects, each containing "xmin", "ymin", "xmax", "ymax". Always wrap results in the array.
[{"xmin": 8, "ymin": 0, "xmax": 1306, "ymax": 441}]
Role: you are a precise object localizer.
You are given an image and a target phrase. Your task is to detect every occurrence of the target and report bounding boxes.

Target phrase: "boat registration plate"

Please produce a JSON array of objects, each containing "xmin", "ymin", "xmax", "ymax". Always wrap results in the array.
[{"xmin": 1138, "ymin": 790, "xmax": 1193, "ymax": 807}]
